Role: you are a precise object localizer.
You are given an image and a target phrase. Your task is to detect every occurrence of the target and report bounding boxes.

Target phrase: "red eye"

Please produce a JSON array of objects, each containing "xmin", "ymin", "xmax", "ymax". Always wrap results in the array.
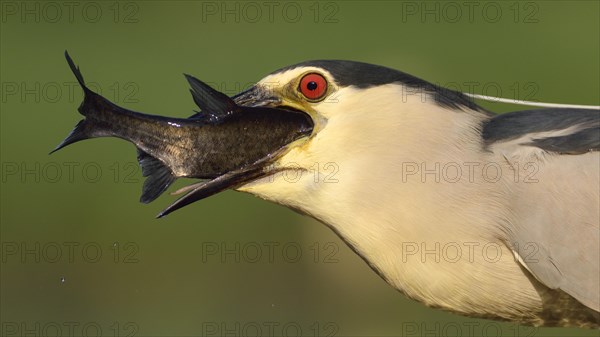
[{"xmin": 299, "ymin": 73, "xmax": 327, "ymax": 100}]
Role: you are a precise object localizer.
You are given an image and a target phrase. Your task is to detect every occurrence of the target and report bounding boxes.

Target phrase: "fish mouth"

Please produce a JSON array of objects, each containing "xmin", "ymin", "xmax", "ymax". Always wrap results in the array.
[{"xmin": 157, "ymin": 89, "xmax": 314, "ymax": 218}]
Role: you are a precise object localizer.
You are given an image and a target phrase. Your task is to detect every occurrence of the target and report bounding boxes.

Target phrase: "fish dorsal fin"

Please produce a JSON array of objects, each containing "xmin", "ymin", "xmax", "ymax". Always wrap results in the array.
[
  {"xmin": 184, "ymin": 74, "xmax": 239, "ymax": 122},
  {"xmin": 137, "ymin": 149, "xmax": 176, "ymax": 203}
]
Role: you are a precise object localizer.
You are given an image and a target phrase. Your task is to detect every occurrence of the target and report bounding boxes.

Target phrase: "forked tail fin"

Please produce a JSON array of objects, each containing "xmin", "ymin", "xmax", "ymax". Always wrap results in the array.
[{"xmin": 50, "ymin": 51, "xmax": 109, "ymax": 154}]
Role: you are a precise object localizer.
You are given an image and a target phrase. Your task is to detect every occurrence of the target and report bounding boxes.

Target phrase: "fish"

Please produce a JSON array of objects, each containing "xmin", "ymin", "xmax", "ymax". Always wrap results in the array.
[{"xmin": 52, "ymin": 52, "xmax": 314, "ymax": 217}]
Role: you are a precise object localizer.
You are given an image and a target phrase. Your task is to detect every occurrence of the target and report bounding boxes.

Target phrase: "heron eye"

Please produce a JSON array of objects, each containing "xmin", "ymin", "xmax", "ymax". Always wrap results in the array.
[{"xmin": 299, "ymin": 73, "xmax": 327, "ymax": 101}]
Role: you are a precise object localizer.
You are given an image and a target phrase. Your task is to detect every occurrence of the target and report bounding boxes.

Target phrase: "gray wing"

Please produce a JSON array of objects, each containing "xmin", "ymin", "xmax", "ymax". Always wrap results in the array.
[
  {"xmin": 483, "ymin": 108, "xmax": 600, "ymax": 311},
  {"xmin": 482, "ymin": 108, "xmax": 600, "ymax": 154}
]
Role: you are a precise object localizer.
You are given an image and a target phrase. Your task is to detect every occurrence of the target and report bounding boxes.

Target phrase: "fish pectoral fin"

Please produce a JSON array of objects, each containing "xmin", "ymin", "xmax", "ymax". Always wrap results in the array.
[
  {"xmin": 137, "ymin": 149, "xmax": 176, "ymax": 204},
  {"xmin": 184, "ymin": 74, "xmax": 239, "ymax": 122}
]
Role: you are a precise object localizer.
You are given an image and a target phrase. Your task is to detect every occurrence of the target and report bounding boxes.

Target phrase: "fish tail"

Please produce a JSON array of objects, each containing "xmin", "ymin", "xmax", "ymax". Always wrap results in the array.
[
  {"xmin": 65, "ymin": 51, "xmax": 88, "ymax": 93},
  {"xmin": 54, "ymin": 52, "xmax": 176, "ymax": 203},
  {"xmin": 65, "ymin": 50, "xmax": 100, "ymax": 117},
  {"xmin": 49, "ymin": 119, "xmax": 96, "ymax": 154},
  {"xmin": 50, "ymin": 51, "xmax": 112, "ymax": 154}
]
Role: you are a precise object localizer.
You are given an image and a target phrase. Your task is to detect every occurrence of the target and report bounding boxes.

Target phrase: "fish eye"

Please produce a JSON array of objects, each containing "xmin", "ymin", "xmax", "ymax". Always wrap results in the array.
[{"xmin": 299, "ymin": 73, "xmax": 328, "ymax": 101}]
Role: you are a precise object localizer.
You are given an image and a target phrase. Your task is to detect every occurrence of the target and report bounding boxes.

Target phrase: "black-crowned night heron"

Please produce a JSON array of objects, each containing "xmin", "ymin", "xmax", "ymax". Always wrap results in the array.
[
  {"xmin": 59, "ymin": 56, "xmax": 599, "ymax": 328},
  {"xmin": 222, "ymin": 61, "xmax": 599, "ymax": 328}
]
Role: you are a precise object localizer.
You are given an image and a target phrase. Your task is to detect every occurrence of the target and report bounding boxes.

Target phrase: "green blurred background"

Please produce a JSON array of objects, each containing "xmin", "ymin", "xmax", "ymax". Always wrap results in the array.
[{"xmin": 1, "ymin": 1, "xmax": 599, "ymax": 336}]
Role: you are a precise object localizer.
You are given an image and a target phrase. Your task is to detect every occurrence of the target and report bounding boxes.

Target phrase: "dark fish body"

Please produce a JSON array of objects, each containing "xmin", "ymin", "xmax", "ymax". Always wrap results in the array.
[
  {"xmin": 72, "ymin": 89, "xmax": 312, "ymax": 178},
  {"xmin": 54, "ymin": 52, "xmax": 313, "ymax": 205}
]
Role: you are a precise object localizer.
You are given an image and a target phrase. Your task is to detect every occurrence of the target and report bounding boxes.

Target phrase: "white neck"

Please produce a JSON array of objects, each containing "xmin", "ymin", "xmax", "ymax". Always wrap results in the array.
[{"xmin": 239, "ymin": 84, "xmax": 542, "ymax": 320}]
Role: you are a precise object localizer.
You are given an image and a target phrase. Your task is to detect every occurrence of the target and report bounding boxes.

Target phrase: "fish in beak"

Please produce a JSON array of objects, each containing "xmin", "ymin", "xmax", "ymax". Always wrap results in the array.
[{"xmin": 52, "ymin": 52, "xmax": 314, "ymax": 217}]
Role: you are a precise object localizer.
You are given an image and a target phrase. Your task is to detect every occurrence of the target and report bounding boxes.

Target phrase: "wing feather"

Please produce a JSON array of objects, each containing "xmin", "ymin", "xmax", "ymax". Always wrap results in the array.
[{"xmin": 485, "ymin": 108, "xmax": 600, "ymax": 311}]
